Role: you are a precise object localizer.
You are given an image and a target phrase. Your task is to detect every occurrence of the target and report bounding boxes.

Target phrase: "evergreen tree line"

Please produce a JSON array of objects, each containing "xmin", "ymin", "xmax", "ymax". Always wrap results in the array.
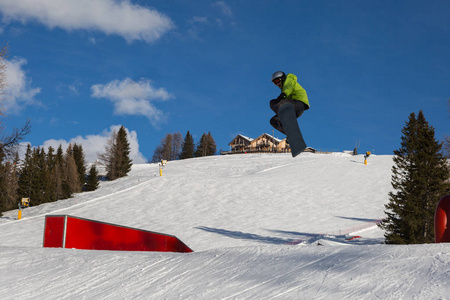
[
  {"xmin": 0, "ymin": 143, "xmax": 96, "ymax": 214},
  {"xmin": 0, "ymin": 126, "xmax": 133, "ymax": 216},
  {"xmin": 379, "ymin": 110, "xmax": 450, "ymax": 244},
  {"xmin": 151, "ymin": 131, "xmax": 217, "ymax": 162}
]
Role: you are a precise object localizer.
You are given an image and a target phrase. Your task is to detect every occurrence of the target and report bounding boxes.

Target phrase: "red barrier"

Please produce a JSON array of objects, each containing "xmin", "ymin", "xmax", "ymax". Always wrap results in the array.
[
  {"xmin": 43, "ymin": 215, "xmax": 193, "ymax": 253},
  {"xmin": 435, "ymin": 195, "xmax": 450, "ymax": 243}
]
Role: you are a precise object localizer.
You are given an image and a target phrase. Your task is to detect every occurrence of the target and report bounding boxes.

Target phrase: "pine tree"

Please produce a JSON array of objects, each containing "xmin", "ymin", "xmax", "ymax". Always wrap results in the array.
[
  {"xmin": 5, "ymin": 160, "xmax": 19, "ymax": 209},
  {"xmin": 1, "ymin": 152, "xmax": 20, "ymax": 211},
  {"xmin": 99, "ymin": 130, "xmax": 118, "ymax": 180},
  {"xmin": 0, "ymin": 148, "xmax": 8, "ymax": 214},
  {"xmin": 64, "ymin": 144, "xmax": 81, "ymax": 196},
  {"xmin": 55, "ymin": 145, "xmax": 65, "ymax": 200},
  {"xmin": 206, "ymin": 132, "xmax": 217, "ymax": 156},
  {"xmin": 41, "ymin": 148, "xmax": 55, "ymax": 203},
  {"xmin": 379, "ymin": 111, "xmax": 450, "ymax": 244},
  {"xmin": 445, "ymin": 136, "xmax": 450, "ymax": 158},
  {"xmin": 195, "ymin": 132, "xmax": 217, "ymax": 157},
  {"xmin": 99, "ymin": 126, "xmax": 132, "ymax": 180},
  {"xmin": 40, "ymin": 147, "xmax": 54, "ymax": 204},
  {"xmin": 31, "ymin": 147, "xmax": 49, "ymax": 205},
  {"xmin": 17, "ymin": 144, "xmax": 34, "ymax": 204},
  {"xmin": 85, "ymin": 164, "xmax": 99, "ymax": 191},
  {"xmin": 73, "ymin": 143, "xmax": 87, "ymax": 189},
  {"xmin": 180, "ymin": 131, "xmax": 194, "ymax": 159},
  {"xmin": 194, "ymin": 133, "xmax": 206, "ymax": 157},
  {"xmin": 115, "ymin": 126, "xmax": 133, "ymax": 178}
]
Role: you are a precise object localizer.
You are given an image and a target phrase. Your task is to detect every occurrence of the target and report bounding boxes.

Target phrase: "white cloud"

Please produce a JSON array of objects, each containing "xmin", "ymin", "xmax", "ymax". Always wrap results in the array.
[
  {"xmin": 2, "ymin": 57, "xmax": 41, "ymax": 113},
  {"xmin": 0, "ymin": 0, "xmax": 174, "ymax": 43},
  {"xmin": 212, "ymin": 2, "xmax": 232, "ymax": 17},
  {"xmin": 91, "ymin": 78, "xmax": 173, "ymax": 126},
  {"xmin": 41, "ymin": 125, "xmax": 147, "ymax": 163},
  {"xmin": 188, "ymin": 16, "xmax": 209, "ymax": 25},
  {"xmin": 187, "ymin": 2, "xmax": 233, "ymax": 39},
  {"xmin": 68, "ymin": 84, "xmax": 79, "ymax": 95},
  {"xmin": 56, "ymin": 81, "xmax": 81, "ymax": 96}
]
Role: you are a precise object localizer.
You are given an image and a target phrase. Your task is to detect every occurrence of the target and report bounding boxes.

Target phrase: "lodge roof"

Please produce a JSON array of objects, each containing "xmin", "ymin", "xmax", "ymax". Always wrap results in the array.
[
  {"xmin": 228, "ymin": 134, "xmax": 254, "ymax": 146},
  {"xmin": 254, "ymin": 133, "xmax": 282, "ymax": 143}
]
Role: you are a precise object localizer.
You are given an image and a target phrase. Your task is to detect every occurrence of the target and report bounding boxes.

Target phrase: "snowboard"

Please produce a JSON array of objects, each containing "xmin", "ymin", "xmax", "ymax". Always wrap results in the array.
[{"xmin": 278, "ymin": 103, "xmax": 307, "ymax": 157}]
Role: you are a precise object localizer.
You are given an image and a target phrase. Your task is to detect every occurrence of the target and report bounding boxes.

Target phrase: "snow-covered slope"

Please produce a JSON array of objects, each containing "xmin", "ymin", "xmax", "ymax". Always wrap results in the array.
[{"xmin": 1, "ymin": 153, "xmax": 449, "ymax": 299}]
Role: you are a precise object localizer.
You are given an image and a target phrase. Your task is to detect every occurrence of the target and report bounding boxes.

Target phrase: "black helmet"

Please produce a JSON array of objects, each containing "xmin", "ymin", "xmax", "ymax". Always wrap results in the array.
[{"xmin": 271, "ymin": 71, "xmax": 286, "ymax": 82}]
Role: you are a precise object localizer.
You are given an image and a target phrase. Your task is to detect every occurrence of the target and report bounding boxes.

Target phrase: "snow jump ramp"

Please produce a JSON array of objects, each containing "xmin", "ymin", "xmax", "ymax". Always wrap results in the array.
[{"xmin": 43, "ymin": 215, "xmax": 193, "ymax": 253}]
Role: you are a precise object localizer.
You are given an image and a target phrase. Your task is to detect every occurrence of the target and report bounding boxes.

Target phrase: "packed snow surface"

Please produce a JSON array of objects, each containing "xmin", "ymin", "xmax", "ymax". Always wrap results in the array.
[{"xmin": 1, "ymin": 153, "xmax": 449, "ymax": 299}]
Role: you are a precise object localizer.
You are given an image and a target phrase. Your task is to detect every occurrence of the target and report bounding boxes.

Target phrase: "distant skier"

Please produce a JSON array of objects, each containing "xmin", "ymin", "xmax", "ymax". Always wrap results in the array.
[{"xmin": 270, "ymin": 71, "xmax": 310, "ymax": 137}]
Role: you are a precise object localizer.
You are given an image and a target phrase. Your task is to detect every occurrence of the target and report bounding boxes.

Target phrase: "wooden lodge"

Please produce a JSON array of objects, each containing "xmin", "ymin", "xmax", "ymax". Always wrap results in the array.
[
  {"xmin": 227, "ymin": 134, "xmax": 253, "ymax": 153},
  {"xmin": 223, "ymin": 133, "xmax": 309, "ymax": 154}
]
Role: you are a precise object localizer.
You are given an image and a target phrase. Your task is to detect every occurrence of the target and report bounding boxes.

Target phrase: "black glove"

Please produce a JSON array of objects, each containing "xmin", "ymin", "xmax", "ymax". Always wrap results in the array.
[{"xmin": 277, "ymin": 93, "xmax": 287, "ymax": 100}]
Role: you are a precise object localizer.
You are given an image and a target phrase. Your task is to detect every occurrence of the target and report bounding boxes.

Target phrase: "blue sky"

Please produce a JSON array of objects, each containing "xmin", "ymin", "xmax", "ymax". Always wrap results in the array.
[{"xmin": 0, "ymin": 0, "xmax": 448, "ymax": 162}]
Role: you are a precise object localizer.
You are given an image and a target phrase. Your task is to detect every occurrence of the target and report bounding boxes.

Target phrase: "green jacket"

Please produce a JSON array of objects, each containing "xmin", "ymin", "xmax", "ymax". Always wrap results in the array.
[{"xmin": 282, "ymin": 73, "xmax": 309, "ymax": 110}]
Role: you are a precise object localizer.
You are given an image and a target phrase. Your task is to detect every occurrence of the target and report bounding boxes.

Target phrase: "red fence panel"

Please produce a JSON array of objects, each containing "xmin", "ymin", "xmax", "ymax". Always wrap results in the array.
[{"xmin": 43, "ymin": 215, "xmax": 193, "ymax": 253}]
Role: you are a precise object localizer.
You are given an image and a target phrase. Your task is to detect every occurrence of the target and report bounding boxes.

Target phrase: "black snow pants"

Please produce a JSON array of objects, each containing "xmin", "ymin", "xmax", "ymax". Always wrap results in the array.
[{"xmin": 269, "ymin": 98, "xmax": 306, "ymax": 135}]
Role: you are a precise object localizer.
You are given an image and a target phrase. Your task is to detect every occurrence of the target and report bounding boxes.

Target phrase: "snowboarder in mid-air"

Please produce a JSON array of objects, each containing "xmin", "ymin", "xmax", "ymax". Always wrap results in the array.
[
  {"xmin": 270, "ymin": 71, "xmax": 310, "ymax": 135},
  {"xmin": 270, "ymin": 71, "xmax": 310, "ymax": 156}
]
